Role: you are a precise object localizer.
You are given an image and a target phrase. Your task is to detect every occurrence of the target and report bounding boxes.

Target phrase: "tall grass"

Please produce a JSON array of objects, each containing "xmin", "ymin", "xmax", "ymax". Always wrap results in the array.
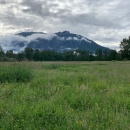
[
  {"xmin": 0, "ymin": 61, "xmax": 130, "ymax": 129},
  {"xmin": 0, "ymin": 64, "xmax": 33, "ymax": 83}
]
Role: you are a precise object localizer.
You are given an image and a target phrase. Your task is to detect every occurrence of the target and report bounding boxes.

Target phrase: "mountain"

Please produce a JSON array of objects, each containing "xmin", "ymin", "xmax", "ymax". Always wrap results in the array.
[{"xmin": 0, "ymin": 31, "xmax": 109, "ymax": 53}]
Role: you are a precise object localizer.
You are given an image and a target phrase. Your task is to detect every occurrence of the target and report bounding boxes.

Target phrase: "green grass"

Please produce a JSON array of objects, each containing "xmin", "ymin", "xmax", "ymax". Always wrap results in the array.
[
  {"xmin": 0, "ymin": 61, "xmax": 130, "ymax": 129},
  {"xmin": 0, "ymin": 63, "xmax": 33, "ymax": 83}
]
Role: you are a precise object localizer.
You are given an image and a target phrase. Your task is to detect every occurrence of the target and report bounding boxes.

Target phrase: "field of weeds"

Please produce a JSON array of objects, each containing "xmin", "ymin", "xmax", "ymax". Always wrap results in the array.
[{"xmin": 0, "ymin": 61, "xmax": 130, "ymax": 129}]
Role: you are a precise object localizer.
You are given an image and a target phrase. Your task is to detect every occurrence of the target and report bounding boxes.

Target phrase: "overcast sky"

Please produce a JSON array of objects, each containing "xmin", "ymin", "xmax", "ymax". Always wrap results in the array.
[{"xmin": 0, "ymin": 0, "xmax": 130, "ymax": 50}]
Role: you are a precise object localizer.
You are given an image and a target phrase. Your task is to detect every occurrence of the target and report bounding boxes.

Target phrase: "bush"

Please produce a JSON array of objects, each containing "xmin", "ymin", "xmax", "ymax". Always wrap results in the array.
[{"xmin": 0, "ymin": 65, "xmax": 33, "ymax": 83}]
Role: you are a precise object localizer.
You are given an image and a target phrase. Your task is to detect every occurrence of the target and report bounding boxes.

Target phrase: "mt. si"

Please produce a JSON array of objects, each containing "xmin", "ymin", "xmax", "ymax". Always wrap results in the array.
[{"xmin": 0, "ymin": 31, "xmax": 109, "ymax": 53}]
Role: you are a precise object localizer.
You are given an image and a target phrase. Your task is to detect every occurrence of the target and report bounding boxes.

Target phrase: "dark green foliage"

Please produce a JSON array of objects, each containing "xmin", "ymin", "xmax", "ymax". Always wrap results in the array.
[
  {"xmin": 108, "ymin": 49, "xmax": 117, "ymax": 60},
  {"xmin": 0, "ymin": 46, "xmax": 5, "ymax": 61},
  {"xmin": 103, "ymin": 49, "xmax": 109, "ymax": 60},
  {"xmin": 96, "ymin": 49, "xmax": 102, "ymax": 60},
  {"xmin": 0, "ymin": 65, "xmax": 33, "ymax": 83},
  {"xmin": 120, "ymin": 36, "xmax": 130, "ymax": 59},
  {"xmin": 24, "ymin": 47, "xmax": 34, "ymax": 60},
  {"xmin": 34, "ymin": 49, "xmax": 40, "ymax": 61},
  {"xmin": 16, "ymin": 52, "xmax": 25, "ymax": 61},
  {"xmin": 4, "ymin": 47, "xmax": 122, "ymax": 61},
  {"xmin": 6, "ymin": 50, "xmax": 14, "ymax": 58}
]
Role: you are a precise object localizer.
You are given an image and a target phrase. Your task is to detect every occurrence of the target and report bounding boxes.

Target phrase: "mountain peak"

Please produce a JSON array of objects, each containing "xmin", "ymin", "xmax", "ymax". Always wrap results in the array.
[
  {"xmin": 56, "ymin": 31, "xmax": 78, "ymax": 37},
  {"xmin": 62, "ymin": 31, "xmax": 70, "ymax": 34}
]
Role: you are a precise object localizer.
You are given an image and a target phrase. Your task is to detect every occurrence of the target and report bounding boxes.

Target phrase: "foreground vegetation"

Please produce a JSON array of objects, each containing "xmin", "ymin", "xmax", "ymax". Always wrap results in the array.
[{"xmin": 0, "ymin": 61, "xmax": 130, "ymax": 129}]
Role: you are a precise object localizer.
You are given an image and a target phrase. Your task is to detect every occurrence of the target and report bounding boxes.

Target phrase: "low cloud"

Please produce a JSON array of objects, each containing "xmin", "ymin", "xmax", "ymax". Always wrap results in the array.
[{"xmin": 0, "ymin": 33, "xmax": 57, "ymax": 52}]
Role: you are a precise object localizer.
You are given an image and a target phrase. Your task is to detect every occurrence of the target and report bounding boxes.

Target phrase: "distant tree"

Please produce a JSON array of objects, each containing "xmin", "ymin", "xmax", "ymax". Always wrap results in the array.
[
  {"xmin": 120, "ymin": 36, "xmax": 130, "ymax": 59},
  {"xmin": 6, "ymin": 50, "xmax": 14, "ymax": 58},
  {"xmin": 0, "ymin": 46, "xmax": 5, "ymax": 61},
  {"xmin": 96, "ymin": 49, "xmax": 102, "ymax": 60},
  {"xmin": 63, "ymin": 51, "xmax": 75, "ymax": 61},
  {"xmin": 24, "ymin": 47, "xmax": 34, "ymax": 60},
  {"xmin": 16, "ymin": 52, "xmax": 25, "ymax": 61},
  {"xmin": 40, "ymin": 50, "xmax": 58, "ymax": 61},
  {"xmin": 88, "ymin": 51, "xmax": 94, "ymax": 61},
  {"xmin": 116, "ymin": 52, "xmax": 122, "ymax": 61},
  {"xmin": 34, "ymin": 49, "xmax": 40, "ymax": 61},
  {"xmin": 75, "ymin": 49, "xmax": 90, "ymax": 61},
  {"xmin": 103, "ymin": 49, "xmax": 109, "ymax": 61},
  {"xmin": 108, "ymin": 49, "xmax": 117, "ymax": 60}
]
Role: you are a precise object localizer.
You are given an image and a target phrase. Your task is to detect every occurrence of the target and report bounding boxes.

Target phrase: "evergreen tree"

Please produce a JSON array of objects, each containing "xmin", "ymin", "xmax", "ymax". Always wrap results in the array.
[
  {"xmin": 24, "ymin": 47, "xmax": 34, "ymax": 60},
  {"xmin": 120, "ymin": 36, "xmax": 130, "ymax": 59},
  {"xmin": 34, "ymin": 49, "xmax": 40, "ymax": 61},
  {"xmin": 96, "ymin": 49, "xmax": 102, "ymax": 61},
  {"xmin": 16, "ymin": 52, "xmax": 25, "ymax": 61},
  {"xmin": 0, "ymin": 46, "xmax": 5, "ymax": 61},
  {"xmin": 108, "ymin": 49, "xmax": 117, "ymax": 60},
  {"xmin": 6, "ymin": 50, "xmax": 14, "ymax": 58},
  {"xmin": 103, "ymin": 49, "xmax": 108, "ymax": 61}
]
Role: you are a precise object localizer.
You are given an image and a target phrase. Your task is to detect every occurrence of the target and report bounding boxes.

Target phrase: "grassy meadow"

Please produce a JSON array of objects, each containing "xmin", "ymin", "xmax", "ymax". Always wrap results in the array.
[{"xmin": 0, "ymin": 61, "xmax": 130, "ymax": 130}]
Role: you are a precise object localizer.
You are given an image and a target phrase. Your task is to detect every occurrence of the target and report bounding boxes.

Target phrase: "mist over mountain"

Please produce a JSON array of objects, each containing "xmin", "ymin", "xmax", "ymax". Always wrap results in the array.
[{"xmin": 0, "ymin": 31, "xmax": 109, "ymax": 53}]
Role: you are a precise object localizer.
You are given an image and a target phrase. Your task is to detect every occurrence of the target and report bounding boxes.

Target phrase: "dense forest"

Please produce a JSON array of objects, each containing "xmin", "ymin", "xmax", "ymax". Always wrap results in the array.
[
  {"xmin": 0, "ymin": 36, "xmax": 130, "ymax": 61},
  {"xmin": 0, "ymin": 47, "xmax": 121, "ymax": 61}
]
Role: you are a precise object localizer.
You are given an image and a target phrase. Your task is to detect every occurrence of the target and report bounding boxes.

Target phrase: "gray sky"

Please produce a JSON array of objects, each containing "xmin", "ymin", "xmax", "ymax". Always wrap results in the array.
[{"xmin": 0, "ymin": 0, "xmax": 130, "ymax": 50}]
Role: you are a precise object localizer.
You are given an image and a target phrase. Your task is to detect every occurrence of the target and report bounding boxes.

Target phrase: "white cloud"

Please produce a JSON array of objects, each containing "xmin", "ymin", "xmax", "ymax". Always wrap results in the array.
[
  {"xmin": 25, "ymin": 33, "xmax": 57, "ymax": 42},
  {"xmin": 0, "ymin": 33, "xmax": 57, "ymax": 52},
  {"xmin": 66, "ymin": 37, "xmax": 72, "ymax": 40}
]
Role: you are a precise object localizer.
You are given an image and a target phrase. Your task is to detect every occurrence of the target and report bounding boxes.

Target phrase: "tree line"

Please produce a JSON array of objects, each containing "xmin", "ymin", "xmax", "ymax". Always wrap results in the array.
[
  {"xmin": 0, "ymin": 36, "xmax": 130, "ymax": 61},
  {"xmin": 0, "ymin": 47, "xmax": 121, "ymax": 61}
]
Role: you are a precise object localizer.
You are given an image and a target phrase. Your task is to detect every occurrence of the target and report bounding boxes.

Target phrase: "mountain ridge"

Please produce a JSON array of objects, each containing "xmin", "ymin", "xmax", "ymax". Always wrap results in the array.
[{"xmin": 0, "ymin": 31, "xmax": 109, "ymax": 53}]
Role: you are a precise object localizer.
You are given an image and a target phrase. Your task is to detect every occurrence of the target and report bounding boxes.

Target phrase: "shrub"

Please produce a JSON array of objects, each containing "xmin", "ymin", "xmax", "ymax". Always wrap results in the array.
[{"xmin": 0, "ymin": 65, "xmax": 33, "ymax": 83}]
